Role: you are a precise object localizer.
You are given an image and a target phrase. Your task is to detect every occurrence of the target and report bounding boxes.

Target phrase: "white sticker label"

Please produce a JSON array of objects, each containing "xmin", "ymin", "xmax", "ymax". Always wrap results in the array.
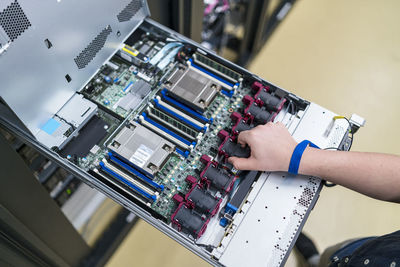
[{"xmin": 129, "ymin": 144, "xmax": 153, "ymax": 168}]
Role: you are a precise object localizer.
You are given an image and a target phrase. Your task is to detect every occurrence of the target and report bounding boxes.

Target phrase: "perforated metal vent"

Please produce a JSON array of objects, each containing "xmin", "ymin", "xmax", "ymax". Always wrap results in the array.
[
  {"xmin": 74, "ymin": 25, "xmax": 112, "ymax": 69},
  {"xmin": 117, "ymin": 0, "xmax": 142, "ymax": 22},
  {"xmin": 297, "ymin": 178, "xmax": 318, "ymax": 207},
  {"xmin": 0, "ymin": 0, "xmax": 31, "ymax": 42}
]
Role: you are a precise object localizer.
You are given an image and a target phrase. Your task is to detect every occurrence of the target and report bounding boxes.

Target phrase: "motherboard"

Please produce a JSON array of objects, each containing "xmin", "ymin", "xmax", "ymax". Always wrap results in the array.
[{"xmin": 57, "ymin": 23, "xmax": 309, "ymax": 246}]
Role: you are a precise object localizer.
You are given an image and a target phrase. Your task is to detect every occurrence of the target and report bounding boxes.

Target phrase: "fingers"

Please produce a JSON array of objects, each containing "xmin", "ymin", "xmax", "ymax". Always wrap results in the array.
[
  {"xmin": 275, "ymin": 121, "xmax": 286, "ymax": 128},
  {"xmin": 228, "ymin": 156, "xmax": 258, "ymax": 170},
  {"xmin": 237, "ymin": 131, "xmax": 250, "ymax": 147},
  {"xmin": 237, "ymin": 122, "xmax": 272, "ymax": 147}
]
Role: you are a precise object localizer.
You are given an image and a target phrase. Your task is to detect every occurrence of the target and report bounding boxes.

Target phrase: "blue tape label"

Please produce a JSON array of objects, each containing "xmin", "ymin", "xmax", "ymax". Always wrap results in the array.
[{"xmin": 41, "ymin": 118, "xmax": 61, "ymax": 135}]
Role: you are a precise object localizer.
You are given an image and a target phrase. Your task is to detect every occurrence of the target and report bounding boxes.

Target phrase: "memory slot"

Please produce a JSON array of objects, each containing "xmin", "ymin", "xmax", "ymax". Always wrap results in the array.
[
  {"xmin": 188, "ymin": 58, "xmax": 235, "ymax": 89},
  {"xmin": 108, "ymin": 152, "xmax": 164, "ymax": 192},
  {"xmin": 160, "ymin": 89, "xmax": 212, "ymax": 124},
  {"xmin": 99, "ymin": 161, "xmax": 157, "ymax": 202},
  {"xmin": 139, "ymin": 114, "xmax": 194, "ymax": 152},
  {"xmin": 149, "ymin": 103, "xmax": 202, "ymax": 135},
  {"xmin": 102, "ymin": 159, "xmax": 157, "ymax": 196},
  {"xmin": 147, "ymin": 106, "xmax": 198, "ymax": 142},
  {"xmin": 92, "ymin": 168, "xmax": 150, "ymax": 206},
  {"xmin": 193, "ymin": 52, "xmax": 241, "ymax": 84},
  {"xmin": 154, "ymin": 97, "xmax": 207, "ymax": 132},
  {"xmin": 101, "ymin": 159, "xmax": 157, "ymax": 196}
]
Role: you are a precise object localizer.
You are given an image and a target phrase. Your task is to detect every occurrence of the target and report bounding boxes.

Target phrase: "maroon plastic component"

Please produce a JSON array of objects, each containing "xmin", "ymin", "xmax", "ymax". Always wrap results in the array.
[
  {"xmin": 242, "ymin": 95, "xmax": 257, "ymax": 118},
  {"xmin": 200, "ymin": 161, "xmax": 217, "ymax": 182},
  {"xmin": 242, "ymin": 95, "xmax": 278, "ymax": 124},
  {"xmin": 232, "ymin": 119, "xmax": 251, "ymax": 135},
  {"xmin": 185, "ymin": 175, "xmax": 198, "ymax": 185},
  {"xmin": 277, "ymin": 98, "xmax": 287, "ymax": 112},
  {"xmin": 173, "ymin": 194, "xmax": 184, "ymax": 203},
  {"xmin": 170, "ymin": 203, "xmax": 210, "ymax": 239},
  {"xmin": 183, "ymin": 184, "xmax": 197, "ymax": 209},
  {"xmin": 254, "ymin": 88, "xmax": 287, "ymax": 113},
  {"xmin": 218, "ymin": 137, "xmax": 229, "ymax": 158},
  {"xmin": 217, "ymin": 129, "xmax": 229, "ymax": 140},
  {"xmin": 242, "ymin": 95, "xmax": 254, "ymax": 105},
  {"xmin": 200, "ymin": 154, "xmax": 212, "ymax": 164},
  {"xmin": 184, "ymin": 184, "xmax": 222, "ymax": 216},
  {"xmin": 230, "ymin": 111, "xmax": 243, "ymax": 122},
  {"xmin": 251, "ymin": 81, "xmax": 263, "ymax": 92},
  {"xmin": 200, "ymin": 161, "xmax": 236, "ymax": 193},
  {"xmin": 254, "ymin": 87, "xmax": 268, "ymax": 105},
  {"xmin": 170, "ymin": 202, "xmax": 185, "ymax": 232},
  {"xmin": 229, "ymin": 112, "xmax": 251, "ymax": 135}
]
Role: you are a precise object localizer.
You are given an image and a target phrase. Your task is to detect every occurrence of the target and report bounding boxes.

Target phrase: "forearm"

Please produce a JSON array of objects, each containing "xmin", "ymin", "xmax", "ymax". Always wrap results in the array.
[{"xmin": 300, "ymin": 148, "xmax": 400, "ymax": 203}]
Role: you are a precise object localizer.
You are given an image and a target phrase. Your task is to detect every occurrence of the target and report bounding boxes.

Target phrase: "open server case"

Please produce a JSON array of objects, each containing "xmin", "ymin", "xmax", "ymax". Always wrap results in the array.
[{"xmin": 0, "ymin": 1, "xmax": 359, "ymax": 266}]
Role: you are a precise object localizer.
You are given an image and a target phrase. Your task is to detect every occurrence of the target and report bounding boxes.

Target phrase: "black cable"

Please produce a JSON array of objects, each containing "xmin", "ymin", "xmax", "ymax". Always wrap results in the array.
[{"xmin": 348, "ymin": 133, "xmax": 354, "ymax": 150}]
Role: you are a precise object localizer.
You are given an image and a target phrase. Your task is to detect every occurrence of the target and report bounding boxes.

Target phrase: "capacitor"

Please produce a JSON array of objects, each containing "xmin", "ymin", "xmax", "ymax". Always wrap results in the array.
[{"xmin": 104, "ymin": 76, "xmax": 112, "ymax": 83}]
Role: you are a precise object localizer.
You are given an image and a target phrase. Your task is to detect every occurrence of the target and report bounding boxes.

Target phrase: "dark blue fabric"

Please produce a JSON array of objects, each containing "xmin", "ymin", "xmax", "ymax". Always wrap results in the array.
[
  {"xmin": 328, "ymin": 230, "xmax": 400, "ymax": 267},
  {"xmin": 329, "ymin": 237, "xmax": 376, "ymax": 260}
]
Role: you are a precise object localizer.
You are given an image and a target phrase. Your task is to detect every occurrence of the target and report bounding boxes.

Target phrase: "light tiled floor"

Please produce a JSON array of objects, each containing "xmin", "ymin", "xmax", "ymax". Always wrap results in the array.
[{"xmin": 106, "ymin": 1, "xmax": 400, "ymax": 266}]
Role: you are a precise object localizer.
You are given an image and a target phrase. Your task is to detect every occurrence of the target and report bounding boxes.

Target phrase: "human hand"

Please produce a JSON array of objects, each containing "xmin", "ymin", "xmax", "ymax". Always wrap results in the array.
[{"xmin": 228, "ymin": 122, "xmax": 297, "ymax": 172}]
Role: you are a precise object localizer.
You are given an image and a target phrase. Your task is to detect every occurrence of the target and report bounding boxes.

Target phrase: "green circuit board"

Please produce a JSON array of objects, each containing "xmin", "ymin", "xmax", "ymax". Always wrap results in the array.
[
  {"xmin": 78, "ymin": 77, "xmax": 250, "ymax": 219},
  {"xmin": 66, "ymin": 26, "xmax": 298, "ymax": 229}
]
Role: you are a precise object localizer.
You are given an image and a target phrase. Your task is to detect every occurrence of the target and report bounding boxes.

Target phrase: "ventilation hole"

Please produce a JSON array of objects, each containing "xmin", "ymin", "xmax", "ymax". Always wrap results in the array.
[
  {"xmin": 74, "ymin": 25, "xmax": 112, "ymax": 69},
  {"xmin": 65, "ymin": 74, "xmax": 72, "ymax": 83},
  {"xmin": 44, "ymin": 38, "xmax": 52, "ymax": 49},
  {"xmin": 245, "ymin": 240, "xmax": 248, "ymax": 243},
  {"xmin": 117, "ymin": 0, "xmax": 142, "ymax": 22},
  {"xmin": 0, "ymin": 1, "xmax": 32, "ymax": 42}
]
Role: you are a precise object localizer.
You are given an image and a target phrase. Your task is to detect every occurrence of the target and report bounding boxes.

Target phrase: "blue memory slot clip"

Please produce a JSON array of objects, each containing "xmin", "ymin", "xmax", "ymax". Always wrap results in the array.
[
  {"xmin": 175, "ymin": 148, "xmax": 190, "ymax": 158},
  {"xmin": 99, "ymin": 161, "xmax": 157, "ymax": 201},
  {"xmin": 160, "ymin": 89, "xmax": 211, "ymax": 124},
  {"xmin": 188, "ymin": 58, "xmax": 235, "ymax": 88},
  {"xmin": 108, "ymin": 152, "xmax": 164, "ymax": 191},
  {"xmin": 123, "ymin": 81, "xmax": 133, "ymax": 92},
  {"xmin": 221, "ymin": 89, "xmax": 234, "ymax": 98},
  {"xmin": 142, "ymin": 112, "xmax": 195, "ymax": 147},
  {"xmin": 153, "ymin": 99, "xmax": 206, "ymax": 132}
]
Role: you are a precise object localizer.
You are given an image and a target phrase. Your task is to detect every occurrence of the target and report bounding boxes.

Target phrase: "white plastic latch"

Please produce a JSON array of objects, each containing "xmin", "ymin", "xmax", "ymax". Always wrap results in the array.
[{"xmin": 350, "ymin": 114, "xmax": 366, "ymax": 128}]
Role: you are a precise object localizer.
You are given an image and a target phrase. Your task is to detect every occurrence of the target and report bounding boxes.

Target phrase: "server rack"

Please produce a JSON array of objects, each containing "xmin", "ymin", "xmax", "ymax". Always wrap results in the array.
[
  {"xmin": 0, "ymin": 128, "xmax": 138, "ymax": 267},
  {"xmin": 147, "ymin": 0, "xmax": 204, "ymax": 43},
  {"xmin": 200, "ymin": 0, "xmax": 297, "ymax": 66}
]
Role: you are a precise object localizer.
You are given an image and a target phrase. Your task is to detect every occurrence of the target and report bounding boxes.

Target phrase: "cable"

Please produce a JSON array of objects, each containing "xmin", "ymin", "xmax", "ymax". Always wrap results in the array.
[{"xmin": 348, "ymin": 132, "xmax": 354, "ymax": 150}]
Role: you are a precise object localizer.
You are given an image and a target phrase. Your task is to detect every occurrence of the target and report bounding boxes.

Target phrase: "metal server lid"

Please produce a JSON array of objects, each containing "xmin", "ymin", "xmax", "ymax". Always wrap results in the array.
[{"xmin": 0, "ymin": 0, "xmax": 150, "ymax": 136}]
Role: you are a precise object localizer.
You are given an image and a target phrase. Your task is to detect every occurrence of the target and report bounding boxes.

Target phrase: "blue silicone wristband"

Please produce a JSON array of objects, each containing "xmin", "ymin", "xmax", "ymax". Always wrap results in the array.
[{"xmin": 288, "ymin": 140, "xmax": 319, "ymax": 175}]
